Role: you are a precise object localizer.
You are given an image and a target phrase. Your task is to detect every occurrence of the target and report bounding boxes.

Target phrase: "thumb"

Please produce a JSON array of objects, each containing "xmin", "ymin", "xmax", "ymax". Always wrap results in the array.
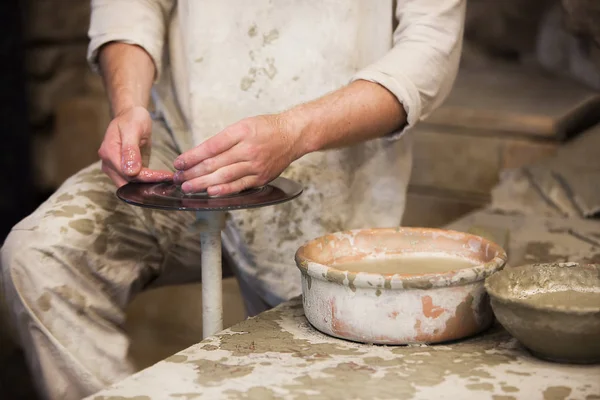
[{"xmin": 119, "ymin": 119, "xmax": 144, "ymax": 177}]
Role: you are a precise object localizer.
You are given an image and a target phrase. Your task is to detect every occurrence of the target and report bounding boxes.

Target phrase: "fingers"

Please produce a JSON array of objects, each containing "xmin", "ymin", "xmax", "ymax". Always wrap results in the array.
[
  {"xmin": 99, "ymin": 119, "xmax": 172, "ymax": 186},
  {"xmin": 174, "ymin": 127, "xmax": 241, "ymax": 170},
  {"xmin": 98, "ymin": 137, "xmax": 127, "ymax": 186},
  {"xmin": 98, "ymin": 107, "xmax": 158, "ymax": 186},
  {"xmin": 173, "ymin": 146, "xmax": 244, "ymax": 184},
  {"xmin": 99, "ymin": 127, "xmax": 172, "ymax": 186},
  {"xmin": 180, "ymin": 162, "xmax": 256, "ymax": 195},
  {"xmin": 119, "ymin": 121, "xmax": 144, "ymax": 177},
  {"xmin": 208, "ymin": 176, "xmax": 261, "ymax": 196},
  {"xmin": 118, "ymin": 107, "xmax": 152, "ymax": 177},
  {"xmin": 101, "ymin": 164, "xmax": 173, "ymax": 187},
  {"xmin": 171, "ymin": 117, "xmax": 289, "ymax": 195},
  {"xmin": 133, "ymin": 168, "xmax": 174, "ymax": 183}
]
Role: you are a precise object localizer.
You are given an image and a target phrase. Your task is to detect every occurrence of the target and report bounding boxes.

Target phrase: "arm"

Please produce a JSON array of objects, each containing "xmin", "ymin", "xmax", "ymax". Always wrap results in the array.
[
  {"xmin": 175, "ymin": 0, "xmax": 466, "ymax": 195},
  {"xmin": 99, "ymin": 43, "xmax": 154, "ymax": 118},
  {"xmin": 96, "ymin": 43, "xmax": 172, "ymax": 186},
  {"xmin": 88, "ymin": 0, "xmax": 175, "ymax": 186},
  {"xmin": 292, "ymin": 0, "xmax": 466, "ymax": 152},
  {"xmin": 280, "ymin": 80, "xmax": 406, "ymax": 153}
]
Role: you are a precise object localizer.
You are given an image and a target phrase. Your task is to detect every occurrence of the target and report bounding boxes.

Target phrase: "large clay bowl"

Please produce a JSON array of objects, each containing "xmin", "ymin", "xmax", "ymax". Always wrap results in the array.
[
  {"xmin": 295, "ymin": 228, "xmax": 507, "ymax": 345},
  {"xmin": 485, "ymin": 263, "xmax": 600, "ymax": 364}
]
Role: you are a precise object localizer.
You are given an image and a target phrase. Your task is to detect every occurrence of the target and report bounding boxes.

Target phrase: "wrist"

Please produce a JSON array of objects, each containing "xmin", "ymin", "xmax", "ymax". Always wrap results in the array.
[
  {"xmin": 280, "ymin": 104, "xmax": 320, "ymax": 160},
  {"xmin": 111, "ymin": 89, "xmax": 145, "ymax": 118}
]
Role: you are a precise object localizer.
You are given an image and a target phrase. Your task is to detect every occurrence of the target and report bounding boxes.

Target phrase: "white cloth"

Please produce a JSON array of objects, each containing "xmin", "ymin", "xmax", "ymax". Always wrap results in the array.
[{"xmin": 88, "ymin": 0, "xmax": 465, "ymax": 308}]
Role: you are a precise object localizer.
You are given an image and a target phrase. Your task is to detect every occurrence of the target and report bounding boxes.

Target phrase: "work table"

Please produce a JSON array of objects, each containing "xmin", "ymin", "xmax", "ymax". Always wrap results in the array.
[
  {"xmin": 88, "ymin": 297, "xmax": 600, "ymax": 400},
  {"xmin": 88, "ymin": 210, "xmax": 600, "ymax": 400}
]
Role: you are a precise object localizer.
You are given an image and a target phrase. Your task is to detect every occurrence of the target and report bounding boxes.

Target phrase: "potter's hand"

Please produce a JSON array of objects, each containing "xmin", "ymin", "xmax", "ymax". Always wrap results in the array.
[
  {"xmin": 98, "ymin": 106, "xmax": 173, "ymax": 187},
  {"xmin": 173, "ymin": 115, "xmax": 302, "ymax": 196},
  {"xmin": 173, "ymin": 80, "xmax": 407, "ymax": 195}
]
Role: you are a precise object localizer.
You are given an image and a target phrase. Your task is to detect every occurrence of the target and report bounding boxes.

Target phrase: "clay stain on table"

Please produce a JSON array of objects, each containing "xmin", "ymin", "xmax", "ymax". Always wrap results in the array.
[{"xmin": 543, "ymin": 386, "xmax": 572, "ymax": 400}]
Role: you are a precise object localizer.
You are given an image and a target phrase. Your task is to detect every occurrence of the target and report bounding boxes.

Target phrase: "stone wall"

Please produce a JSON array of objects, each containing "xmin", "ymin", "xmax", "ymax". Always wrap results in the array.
[
  {"xmin": 463, "ymin": 0, "xmax": 555, "ymax": 60},
  {"xmin": 25, "ymin": 0, "xmax": 109, "ymax": 192},
  {"xmin": 463, "ymin": 0, "xmax": 600, "ymax": 89}
]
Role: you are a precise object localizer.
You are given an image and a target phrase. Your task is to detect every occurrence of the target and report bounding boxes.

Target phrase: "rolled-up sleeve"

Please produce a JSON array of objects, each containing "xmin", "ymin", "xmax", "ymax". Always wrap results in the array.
[
  {"xmin": 87, "ymin": 0, "xmax": 175, "ymax": 81},
  {"xmin": 353, "ymin": 0, "xmax": 466, "ymax": 138}
]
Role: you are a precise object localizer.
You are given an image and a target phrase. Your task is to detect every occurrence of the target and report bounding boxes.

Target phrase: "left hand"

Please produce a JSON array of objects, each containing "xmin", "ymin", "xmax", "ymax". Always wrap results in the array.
[{"xmin": 173, "ymin": 114, "xmax": 303, "ymax": 196}]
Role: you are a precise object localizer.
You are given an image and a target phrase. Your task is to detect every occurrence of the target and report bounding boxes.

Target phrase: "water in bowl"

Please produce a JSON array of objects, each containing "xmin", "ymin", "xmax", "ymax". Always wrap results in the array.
[{"xmin": 332, "ymin": 254, "xmax": 477, "ymax": 275}]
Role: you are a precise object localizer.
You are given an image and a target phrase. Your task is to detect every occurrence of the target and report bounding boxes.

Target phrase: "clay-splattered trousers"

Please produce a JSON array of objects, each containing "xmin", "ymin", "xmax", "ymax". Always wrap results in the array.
[{"xmin": 0, "ymin": 119, "xmax": 253, "ymax": 400}]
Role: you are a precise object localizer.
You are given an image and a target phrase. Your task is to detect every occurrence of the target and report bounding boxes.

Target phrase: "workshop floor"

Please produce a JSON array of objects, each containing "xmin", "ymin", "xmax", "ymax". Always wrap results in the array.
[{"xmin": 0, "ymin": 277, "xmax": 247, "ymax": 400}]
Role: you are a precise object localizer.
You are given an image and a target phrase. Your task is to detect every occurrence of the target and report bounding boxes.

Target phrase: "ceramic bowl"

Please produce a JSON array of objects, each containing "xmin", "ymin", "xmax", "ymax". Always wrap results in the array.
[
  {"xmin": 295, "ymin": 227, "xmax": 507, "ymax": 345},
  {"xmin": 485, "ymin": 262, "xmax": 600, "ymax": 364}
]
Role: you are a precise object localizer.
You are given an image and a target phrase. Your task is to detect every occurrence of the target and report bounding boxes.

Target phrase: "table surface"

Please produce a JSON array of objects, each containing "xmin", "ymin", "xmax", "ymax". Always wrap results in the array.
[
  {"xmin": 445, "ymin": 209, "xmax": 600, "ymax": 267},
  {"xmin": 88, "ymin": 298, "xmax": 599, "ymax": 400},
  {"xmin": 88, "ymin": 210, "xmax": 600, "ymax": 400}
]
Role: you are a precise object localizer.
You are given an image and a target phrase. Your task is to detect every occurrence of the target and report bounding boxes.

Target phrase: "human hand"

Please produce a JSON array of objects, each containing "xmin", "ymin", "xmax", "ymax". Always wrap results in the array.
[
  {"xmin": 98, "ymin": 106, "xmax": 174, "ymax": 187},
  {"xmin": 173, "ymin": 114, "xmax": 303, "ymax": 196}
]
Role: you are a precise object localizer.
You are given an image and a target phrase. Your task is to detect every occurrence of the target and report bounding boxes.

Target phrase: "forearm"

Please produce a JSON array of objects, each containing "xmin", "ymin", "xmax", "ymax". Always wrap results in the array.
[
  {"xmin": 285, "ymin": 80, "xmax": 407, "ymax": 156},
  {"xmin": 98, "ymin": 42, "xmax": 156, "ymax": 117}
]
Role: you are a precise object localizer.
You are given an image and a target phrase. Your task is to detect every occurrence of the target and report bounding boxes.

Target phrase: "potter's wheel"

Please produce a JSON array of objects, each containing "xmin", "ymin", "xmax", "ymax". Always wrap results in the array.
[
  {"xmin": 117, "ymin": 177, "xmax": 302, "ymax": 211},
  {"xmin": 117, "ymin": 176, "xmax": 303, "ymax": 339}
]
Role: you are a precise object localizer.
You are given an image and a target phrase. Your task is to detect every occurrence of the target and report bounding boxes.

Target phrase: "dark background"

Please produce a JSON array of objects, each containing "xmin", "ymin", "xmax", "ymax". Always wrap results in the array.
[{"xmin": 1, "ymin": 0, "xmax": 34, "ymax": 243}]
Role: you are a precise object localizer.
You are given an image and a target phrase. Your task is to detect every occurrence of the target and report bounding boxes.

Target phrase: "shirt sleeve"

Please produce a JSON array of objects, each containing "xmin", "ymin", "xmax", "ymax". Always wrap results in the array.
[
  {"xmin": 352, "ymin": 0, "xmax": 466, "ymax": 139},
  {"xmin": 87, "ymin": 0, "xmax": 175, "ymax": 81}
]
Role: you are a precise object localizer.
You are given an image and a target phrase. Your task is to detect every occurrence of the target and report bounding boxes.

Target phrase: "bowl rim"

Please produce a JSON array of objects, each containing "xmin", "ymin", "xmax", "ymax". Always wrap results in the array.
[
  {"xmin": 485, "ymin": 262, "xmax": 600, "ymax": 314},
  {"xmin": 295, "ymin": 227, "xmax": 508, "ymax": 290}
]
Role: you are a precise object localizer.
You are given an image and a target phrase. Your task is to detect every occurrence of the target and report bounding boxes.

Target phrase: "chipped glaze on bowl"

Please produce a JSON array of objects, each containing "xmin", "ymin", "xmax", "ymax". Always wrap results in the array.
[
  {"xmin": 485, "ymin": 262, "xmax": 600, "ymax": 364},
  {"xmin": 295, "ymin": 227, "xmax": 507, "ymax": 345}
]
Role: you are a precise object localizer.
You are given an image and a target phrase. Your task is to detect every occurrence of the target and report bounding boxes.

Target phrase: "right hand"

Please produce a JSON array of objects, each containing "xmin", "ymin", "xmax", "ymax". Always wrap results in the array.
[{"xmin": 98, "ymin": 106, "xmax": 174, "ymax": 187}]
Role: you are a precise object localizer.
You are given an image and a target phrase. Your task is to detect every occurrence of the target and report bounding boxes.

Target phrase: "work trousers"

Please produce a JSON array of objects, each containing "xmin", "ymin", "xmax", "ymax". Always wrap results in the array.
[{"xmin": 0, "ymin": 119, "xmax": 265, "ymax": 400}]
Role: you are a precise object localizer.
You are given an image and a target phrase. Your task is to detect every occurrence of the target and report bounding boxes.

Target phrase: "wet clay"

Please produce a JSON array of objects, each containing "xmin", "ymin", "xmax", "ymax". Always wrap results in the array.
[
  {"xmin": 332, "ymin": 254, "xmax": 477, "ymax": 275},
  {"xmin": 521, "ymin": 290, "xmax": 600, "ymax": 308}
]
